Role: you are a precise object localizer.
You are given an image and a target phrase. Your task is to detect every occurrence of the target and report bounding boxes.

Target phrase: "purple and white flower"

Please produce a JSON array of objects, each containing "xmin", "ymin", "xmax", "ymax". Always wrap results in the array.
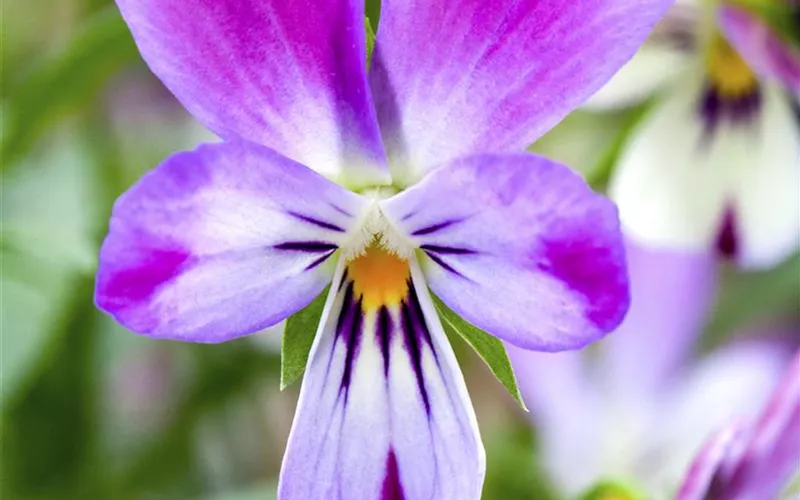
[
  {"xmin": 95, "ymin": 1, "xmax": 672, "ymax": 498},
  {"xmin": 509, "ymin": 239, "xmax": 794, "ymax": 497},
  {"xmin": 590, "ymin": 0, "xmax": 800, "ymax": 269},
  {"xmin": 678, "ymin": 348, "xmax": 800, "ymax": 500}
]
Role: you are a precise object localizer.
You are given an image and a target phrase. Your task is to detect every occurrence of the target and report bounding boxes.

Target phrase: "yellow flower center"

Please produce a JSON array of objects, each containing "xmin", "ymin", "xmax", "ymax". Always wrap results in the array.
[
  {"xmin": 706, "ymin": 35, "xmax": 758, "ymax": 98},
  {"xmin": 348, "ymin": 244, "xmax": 410, "ymax": 311}
]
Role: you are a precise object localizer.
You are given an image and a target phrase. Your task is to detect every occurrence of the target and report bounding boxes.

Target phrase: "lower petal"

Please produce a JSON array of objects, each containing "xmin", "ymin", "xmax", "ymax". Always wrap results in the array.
[
  {"xmin": 279, "ymin": 253, "xmax": 484, "ymax": 500},
  {"xmin": 95, "ymin": 140, "xmax": 368, "ymax": 342}
]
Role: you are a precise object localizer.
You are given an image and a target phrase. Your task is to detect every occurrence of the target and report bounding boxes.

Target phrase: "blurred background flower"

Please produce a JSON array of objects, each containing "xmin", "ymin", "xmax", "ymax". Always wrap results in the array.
[{"xmin": 2, "ymin": 0, "xmax": 798, "ymax": 499}]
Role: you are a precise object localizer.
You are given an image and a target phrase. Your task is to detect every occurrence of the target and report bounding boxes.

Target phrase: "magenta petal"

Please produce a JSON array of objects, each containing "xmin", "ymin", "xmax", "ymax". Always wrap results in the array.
[
  {"xmin": 718, "ymin": 5, "xmax": 800, "ymax": 94},
  {"xmin": 369, "ymin": 0, "xmax": 672, "ymax": 183},
  {"xmin": 279, "ymin": 260, "xmax": 483, "ymax": 499},
  {"xmin": 380, "ymin": 153, "xmax": 629, "ymax": 351},
  {"xmin": 96, "ymin": 140, "xmax": 368, "ymax": 342},
  {"xmin": 115, "ymin": 0, "xmax": 390, "ymax": 187}
]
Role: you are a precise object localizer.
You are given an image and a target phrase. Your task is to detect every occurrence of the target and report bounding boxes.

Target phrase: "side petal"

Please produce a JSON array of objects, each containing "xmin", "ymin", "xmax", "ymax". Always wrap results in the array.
[
  {"xmin": 725, "ymin": 348, "xmax": 800, "ymax": 499},
  {"xmin": 380, "ymin": 153, "xmax": 628, "ymax": 351},
  {"xmin": 718, "ymin": 5, "xmax": 800, "ymax": 95},
  {"xmin": 368, "ymin": 0, "xmax": 672, "ymax": 184},
  {"xmin": 115, "ymin": 0, "xmax": 390, "ymax": 187},
  {"xmin": 279, "ymin": 257, "xmax": 484, "ymax": 499},
  {"xmin": 95, "ymin": 141, "xmax": 368, "ymax": 342},
  {"xmin": 599, "ymin": 239, "xmax": 718, "ymax": 399}
]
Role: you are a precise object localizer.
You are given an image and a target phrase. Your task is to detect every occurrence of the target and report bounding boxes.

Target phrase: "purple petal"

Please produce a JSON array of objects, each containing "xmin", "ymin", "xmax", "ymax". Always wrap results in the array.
[
  {"xmin": 115, "ymin": 0, "xmax": 390, "ymax": 187},
  {"xmin": 599, "ymin": 239, "xmax": 718, "ymax": 398},
  {"xmin": 368, "ymin": 0, "xmax": 672, "ymax": 184},
  {"xmin": 676, "ymin": 421, "xmax": 750, "ymax": 500},
  {"xmin": 95, "ymin": 141, "xmax": 368, "ymax": 342},
  {"xmin": 380, "ymin": 153, "xmax": 629, "ymax": 351},
  {"xmin": 718, "ymin": 5, "xmax": 800, "ymax": 94},
  {"xmin": 724, "ymin": 349, "xmax": 800, "ymax": 499},
  {"xmin": 279, "ymin": 257, "xmax": 483, "ymax": 499}
]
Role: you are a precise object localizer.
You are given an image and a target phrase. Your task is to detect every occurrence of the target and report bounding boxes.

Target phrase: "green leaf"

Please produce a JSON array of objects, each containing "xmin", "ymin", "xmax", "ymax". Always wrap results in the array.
[
  {"xmin": 281, "ymin": 286, "xmax": 330, "ymax": 390},
  {"xmin": 2, "ymin": 6, "xmax": 139, "ymax": 171},
  {"xmin": 365, "ymin": 16, "xmax": 376, "ymax": 67},
  {"xmin": 432, "ymin": 295, "xmax": 527, "ymax": 411}
]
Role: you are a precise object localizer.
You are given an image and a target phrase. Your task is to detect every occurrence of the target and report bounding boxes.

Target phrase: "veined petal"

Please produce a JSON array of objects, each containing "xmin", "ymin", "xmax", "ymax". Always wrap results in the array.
[
  {"xmin": 96, "ymin": 141, "xmax": 368, "ymax": 342},
  {"xmin": 115, "ymin": 0, "xmax": 390, "ymax": 187},
  {"xmin": 380, "ymin": 153, "xmax": 628, "ymax": 351},
  {"xmin": 368, "ymin": 0, "xmax": 672, "ymax": 184},
  {"xmin": 279, "ymin": 251, "xmax": 484, "ymax": 500},
  {"xmin": 610, "ymin": 77, "xmax": 800, "ymax": 269},
  {"xmin": 718, "ymin": 5, "xmax": 800, "ymax": 95}
]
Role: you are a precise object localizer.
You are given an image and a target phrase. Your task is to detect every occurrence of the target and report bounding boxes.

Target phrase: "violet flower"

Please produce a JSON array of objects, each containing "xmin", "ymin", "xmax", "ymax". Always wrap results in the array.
[
  {"xmin": 588, "ymin": 0, "xmax": 800, "ymax": 269},
  {"xmin": 95, "ymin": 1, "xmax": 671, "ymax": 498},
  {"xmin": 678, "ymin": 348, "xmax": 800, "ymax": 500},
  {"xmin": 509, "ymin": 239, "xmax": 793, "ymax": 497}
]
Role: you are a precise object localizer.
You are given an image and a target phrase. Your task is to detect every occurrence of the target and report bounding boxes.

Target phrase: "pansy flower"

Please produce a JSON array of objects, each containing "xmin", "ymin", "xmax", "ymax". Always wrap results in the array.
[
  {"xmin": 588, "ymin": 0, "xmax": 800, "ymax": 269},
  {"xmin": 677, "ymin": 348, "xmax": 800, "ymax": 500},
  {"xmin": 96, "ymin": 1, "xmax": 670, "ymax": 498}
]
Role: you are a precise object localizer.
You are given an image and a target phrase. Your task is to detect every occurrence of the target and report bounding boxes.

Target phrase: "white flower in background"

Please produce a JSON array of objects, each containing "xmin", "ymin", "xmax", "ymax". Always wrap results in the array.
[{"xmin": 590, "ymin": 0, "xmax": 800, "ymax": 269}]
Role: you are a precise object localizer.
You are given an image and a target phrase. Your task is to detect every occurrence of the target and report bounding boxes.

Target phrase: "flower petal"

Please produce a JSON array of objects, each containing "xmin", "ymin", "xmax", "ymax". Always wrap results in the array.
[
  {"xmin": 676, "ymin": 420, "xmax": 750, "ymax": 500},
  {"xmin": 380, "ymin": 153, "xmax": 628, "ymax": 351},
  {"xmin": 279, "ymin": 257, "xmax": 484, "ymax": 499},
  {"xmin": 115, "ymin": 0, "xmax": 390, "ymax": 187},
  {"xmin": 95, "ymin": 140, "xmax": 368, "ymax": 342},
  {"xmin": 724, "ymin": 348, "xmax": 800, "ymax": 499},
  {"xmin": 610, "ymin": 77, "xmax": 800, "ymax": 268},
  {"xmin": 368, "ymin": 0, "xmax": 672, "ymax": 184},
  {"xmin": 599, "ymin": 239, "xmax": 718, "ymax": 399},
  {"xmin": 718, "ymin": 5, "xmax": 800, "ymax": 95}
]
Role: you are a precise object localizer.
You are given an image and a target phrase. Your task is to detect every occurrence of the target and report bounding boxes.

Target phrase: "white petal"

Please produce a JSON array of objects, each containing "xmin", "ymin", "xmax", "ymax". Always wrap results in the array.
[
  {"xmin": 730, "ymin": 87, "xmax": 800, "ymax": 269},
  {"xmin": 278, "ymin": 256, "xmax": 484, "ymax": 499}
]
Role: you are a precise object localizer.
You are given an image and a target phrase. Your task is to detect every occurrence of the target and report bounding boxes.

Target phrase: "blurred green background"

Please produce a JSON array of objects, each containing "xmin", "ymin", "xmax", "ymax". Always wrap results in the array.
[{"xmin": 1, "ymin": 1, "xmax": 798, "ymax": 499}]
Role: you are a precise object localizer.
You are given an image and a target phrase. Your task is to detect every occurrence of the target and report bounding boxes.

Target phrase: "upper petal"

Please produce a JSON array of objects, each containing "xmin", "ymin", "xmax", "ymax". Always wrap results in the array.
[
  {"xmin": 368, "ymin": 0, "xmax": 673, "ymax": 184},
  {"xmin": 279, "ymin": 255, "xmax": 484, "ymax": 499},
  {"xmin": 380, "ymin": 153, "xmax": 629, "ymax": 351},
  {"xmin": 718, "ymin": 5, "xmax": 800, "ymax": 95},
  {"xmin": 95, "ymin": 140, "xmax": 368, "ymax": 342},
  {"xmin": 115, "ymin": 0, "xmax": 390, "ymax": 187}
]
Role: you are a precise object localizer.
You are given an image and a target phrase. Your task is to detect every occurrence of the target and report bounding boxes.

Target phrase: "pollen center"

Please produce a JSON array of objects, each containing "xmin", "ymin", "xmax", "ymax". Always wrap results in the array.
[
  {"xmin": 706, "ymin": 36, "xmax": 758, "ymax": 98},
  {"xmin": 348, "ymin": 244, "xmax": 410, "ymax": 311}
]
